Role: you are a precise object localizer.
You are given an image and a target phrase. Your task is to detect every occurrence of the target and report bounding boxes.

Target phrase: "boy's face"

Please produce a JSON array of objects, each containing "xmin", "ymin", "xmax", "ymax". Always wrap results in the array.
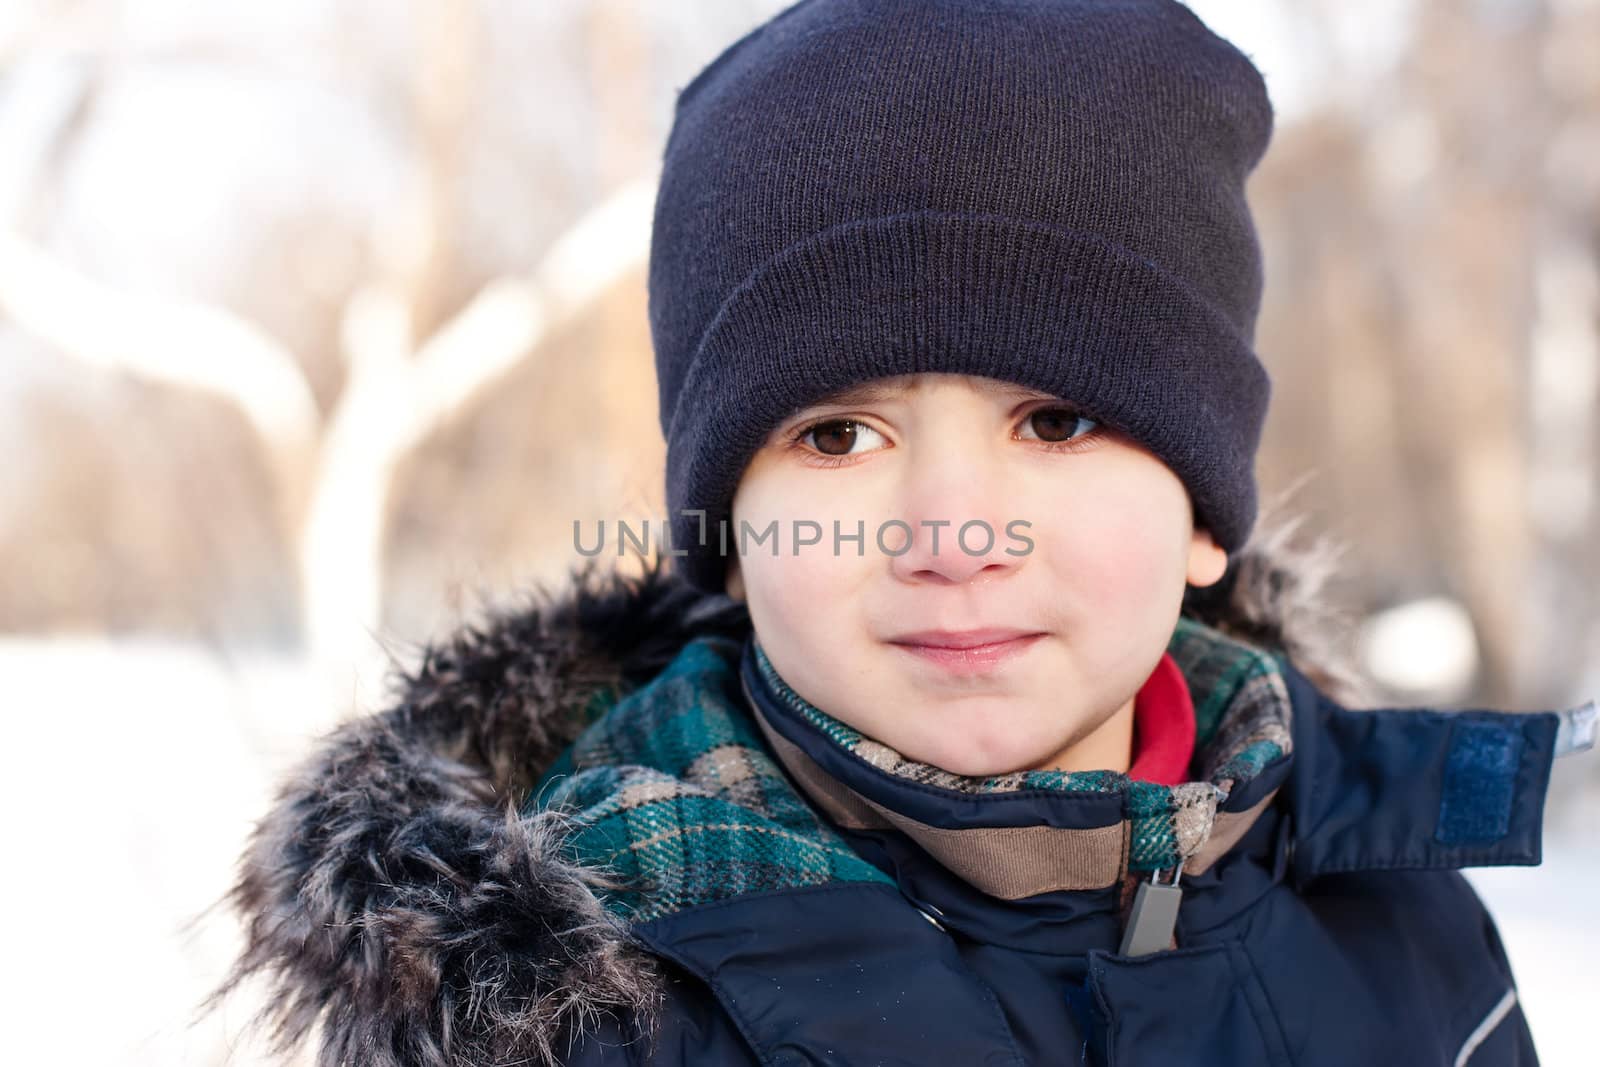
[{"xmin": 723, "ymin": 372, "xmax": 1228, "ymax": 777}]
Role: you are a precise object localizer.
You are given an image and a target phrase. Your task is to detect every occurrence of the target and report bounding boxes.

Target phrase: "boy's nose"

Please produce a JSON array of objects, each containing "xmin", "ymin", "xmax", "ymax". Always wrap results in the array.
[
  {"xmin": 890, "ymin": 531, "xmax": 1021, "ymax": 585},
  {"xmin": 886, "ymin": 461, "xmax": 1025, "ymax": 586}
]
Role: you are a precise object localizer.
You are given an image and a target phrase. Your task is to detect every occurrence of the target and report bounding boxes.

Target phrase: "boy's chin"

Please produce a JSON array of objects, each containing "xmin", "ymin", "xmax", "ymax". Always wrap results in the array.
[{"xmin": 891, "ymin": 726, "xmax": 1080, "ymax": 778}]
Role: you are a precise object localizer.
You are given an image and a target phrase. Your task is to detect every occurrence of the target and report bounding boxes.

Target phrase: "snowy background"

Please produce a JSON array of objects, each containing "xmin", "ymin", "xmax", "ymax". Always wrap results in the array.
[{"xmin": 1, "ymin": 1, "xmax": 1596, "ymax": 1063}]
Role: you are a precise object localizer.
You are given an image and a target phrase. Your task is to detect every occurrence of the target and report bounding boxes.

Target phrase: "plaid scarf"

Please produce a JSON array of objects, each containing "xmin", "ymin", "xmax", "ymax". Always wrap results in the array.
[{"xmin": 528, "ymin": 615, "xmax": 1292, "ymax": 926}]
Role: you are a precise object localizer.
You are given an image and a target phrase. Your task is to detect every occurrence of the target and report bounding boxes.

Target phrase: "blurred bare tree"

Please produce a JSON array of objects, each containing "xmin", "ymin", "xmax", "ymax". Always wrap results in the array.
[{"xmin": 1253, "ymin": 0, "xmax": 1599, "ymax": 711}]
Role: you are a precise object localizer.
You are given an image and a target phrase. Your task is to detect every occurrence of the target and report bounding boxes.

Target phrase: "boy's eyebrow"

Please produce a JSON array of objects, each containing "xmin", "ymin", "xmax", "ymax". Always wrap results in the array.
[
  {"xmin": 805, "ymin": 381, "xmax": 903, "ymax": 406},
  {"xmin": 804, "ymin": 377, "xmax": 1060, "ymax": 407}
]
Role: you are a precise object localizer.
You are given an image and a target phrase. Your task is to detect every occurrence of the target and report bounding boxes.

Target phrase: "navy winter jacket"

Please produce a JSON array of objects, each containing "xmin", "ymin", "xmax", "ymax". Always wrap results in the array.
[{"xmin": 210, "ymin": 526, "xmax": 1587, "ymax": 1066}]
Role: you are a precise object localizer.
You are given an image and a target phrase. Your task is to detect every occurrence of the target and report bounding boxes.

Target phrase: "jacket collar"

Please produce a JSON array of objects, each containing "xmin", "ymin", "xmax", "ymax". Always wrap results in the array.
[
  {"xmin": 1279, "ymin": 658, "xmax": 1568, "ymax": 884},
  {"xmin": 202, "ymin": 504, "xmax": 1574, "ymax": 1066}
]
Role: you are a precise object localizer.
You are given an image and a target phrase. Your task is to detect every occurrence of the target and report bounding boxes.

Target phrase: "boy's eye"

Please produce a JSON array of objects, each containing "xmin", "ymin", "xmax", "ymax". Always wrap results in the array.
[
  {"xmin": 790, "ymin": 406, "xmax": 1099, "ymax": 464},
  {"xmin": 1018, "ymin": 406, "xmax": 1098, "ymax": 443},
  {"xmin": 801, "ymin": 419, "xmax": 886, "ymax": 456}
]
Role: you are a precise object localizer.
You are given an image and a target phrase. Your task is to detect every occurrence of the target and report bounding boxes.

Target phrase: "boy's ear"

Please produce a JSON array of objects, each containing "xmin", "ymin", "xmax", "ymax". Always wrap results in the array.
[
  {"xmin": 725, "ymin": 555, "xmax": 746, "ymax": 601},
  {"xmin": 1187, "ymin": 526, "xmax": 1228, "ymax": 588}
]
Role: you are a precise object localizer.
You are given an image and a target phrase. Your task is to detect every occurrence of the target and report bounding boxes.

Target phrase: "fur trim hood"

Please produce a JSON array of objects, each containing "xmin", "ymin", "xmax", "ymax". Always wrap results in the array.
[{"xmin": 200, "ymin": 501, "xmax": 1368, "ymax": 1066}]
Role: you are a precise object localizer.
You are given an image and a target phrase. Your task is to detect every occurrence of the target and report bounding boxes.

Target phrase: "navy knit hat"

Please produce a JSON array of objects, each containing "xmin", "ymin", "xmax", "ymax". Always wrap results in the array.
[{"xmin": 649, "ymin": 0, "xmax": 1275, "ymax": 593}]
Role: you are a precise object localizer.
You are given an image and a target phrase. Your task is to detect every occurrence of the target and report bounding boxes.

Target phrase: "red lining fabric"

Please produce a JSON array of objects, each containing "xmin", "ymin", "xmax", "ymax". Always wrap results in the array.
[{"xmin": 1127, "ymin": 651, "xmax": 1197, "ymax": 785}]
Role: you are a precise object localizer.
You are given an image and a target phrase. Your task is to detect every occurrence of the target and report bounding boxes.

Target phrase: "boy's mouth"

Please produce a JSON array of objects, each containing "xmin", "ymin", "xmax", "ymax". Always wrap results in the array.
[{"xmin": 886, "ymin": 628, "xmax": 1047, "ymax": 674}]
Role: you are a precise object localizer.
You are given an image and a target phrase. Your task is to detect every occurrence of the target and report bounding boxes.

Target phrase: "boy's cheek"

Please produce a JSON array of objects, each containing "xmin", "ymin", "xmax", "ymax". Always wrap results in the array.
[
  {"xmin": 741, "ymin": 546, "xmax": 862, "ymax": 632},
  {"xmin": 1043, "ymin": 469, "xmax": 1191, "ymax": 587},
  {"xmin": 1036, "ymin": 474, "xmax": 1188, "ymax": 581}
]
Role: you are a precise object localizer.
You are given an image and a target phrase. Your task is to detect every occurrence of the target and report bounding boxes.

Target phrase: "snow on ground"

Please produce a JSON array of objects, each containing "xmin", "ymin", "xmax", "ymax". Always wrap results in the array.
[
  {"xmin": 1465, "ymin": 830, "xmax": 1600, "ymax": 1066},
  {"xmin": 0, "ymin": 636, "xmax": 343, "ymax": 1066}
]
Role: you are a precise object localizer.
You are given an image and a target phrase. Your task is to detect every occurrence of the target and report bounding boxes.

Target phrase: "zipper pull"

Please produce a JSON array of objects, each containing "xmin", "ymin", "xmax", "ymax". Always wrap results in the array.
[{"xmin": 1118, "ymin": 864, "xmax": 1183, "ymax": 957}]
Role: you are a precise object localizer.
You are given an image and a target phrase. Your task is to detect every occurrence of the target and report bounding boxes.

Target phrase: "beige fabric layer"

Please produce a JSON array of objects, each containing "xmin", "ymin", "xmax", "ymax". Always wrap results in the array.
[
  {"xmin": 1181, "ymin": 788, "xmax": 1279, "ymax": 876},
  {"xmin": 750, "ymin": 698, "xmax": 1130, "ymax": 898},
  {"xmin": 741, "ymin": 673, "xmax": 1282, "ymax": 898}
]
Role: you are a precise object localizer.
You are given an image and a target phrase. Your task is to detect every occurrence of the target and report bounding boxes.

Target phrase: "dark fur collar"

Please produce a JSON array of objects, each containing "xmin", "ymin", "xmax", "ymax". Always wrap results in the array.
[{"xmin": 200, "ymin": 502, "xmax": 1365, "ymax": 1066}]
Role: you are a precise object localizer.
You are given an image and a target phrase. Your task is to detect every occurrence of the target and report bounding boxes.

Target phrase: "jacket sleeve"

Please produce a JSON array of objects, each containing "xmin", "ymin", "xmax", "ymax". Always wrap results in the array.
[
  {"xmin": 1456, "ymin": 993, "xmax": 1538, "ymax": 1067},
  {"xmin": 562, "ymin": 960, "xmax": 763, "ymax": 1066},
  {"xmin": 1455, "ymin": 901, "xmax": 1539, "ymax": 1067}
]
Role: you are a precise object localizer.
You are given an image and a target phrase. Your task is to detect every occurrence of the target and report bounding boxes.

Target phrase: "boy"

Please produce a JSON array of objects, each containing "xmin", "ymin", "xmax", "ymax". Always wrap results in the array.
[{"xmin": 207, "ymin": 1, "xmax": 1595, "ymax": 1064}]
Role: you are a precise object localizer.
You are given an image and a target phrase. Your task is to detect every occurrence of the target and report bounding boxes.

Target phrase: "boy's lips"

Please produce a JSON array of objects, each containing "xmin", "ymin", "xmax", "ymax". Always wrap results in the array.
[
  {"xmin": 887, "ymin": 627, "xmax": 1044, "ymax": 650},
  {"xmin": 886, "ymin": 628, "xmax": 1047, "ymax": 675}
]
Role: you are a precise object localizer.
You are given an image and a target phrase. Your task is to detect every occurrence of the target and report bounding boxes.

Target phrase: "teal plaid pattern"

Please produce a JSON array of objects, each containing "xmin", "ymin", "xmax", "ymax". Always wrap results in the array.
[
  {"xmin": 528, "ymin": 616, "xmax": 1293, "ymax": 921},
  {"xmin": 527, "ymin": 637, "xmax": 893, "ymax": 924}
]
